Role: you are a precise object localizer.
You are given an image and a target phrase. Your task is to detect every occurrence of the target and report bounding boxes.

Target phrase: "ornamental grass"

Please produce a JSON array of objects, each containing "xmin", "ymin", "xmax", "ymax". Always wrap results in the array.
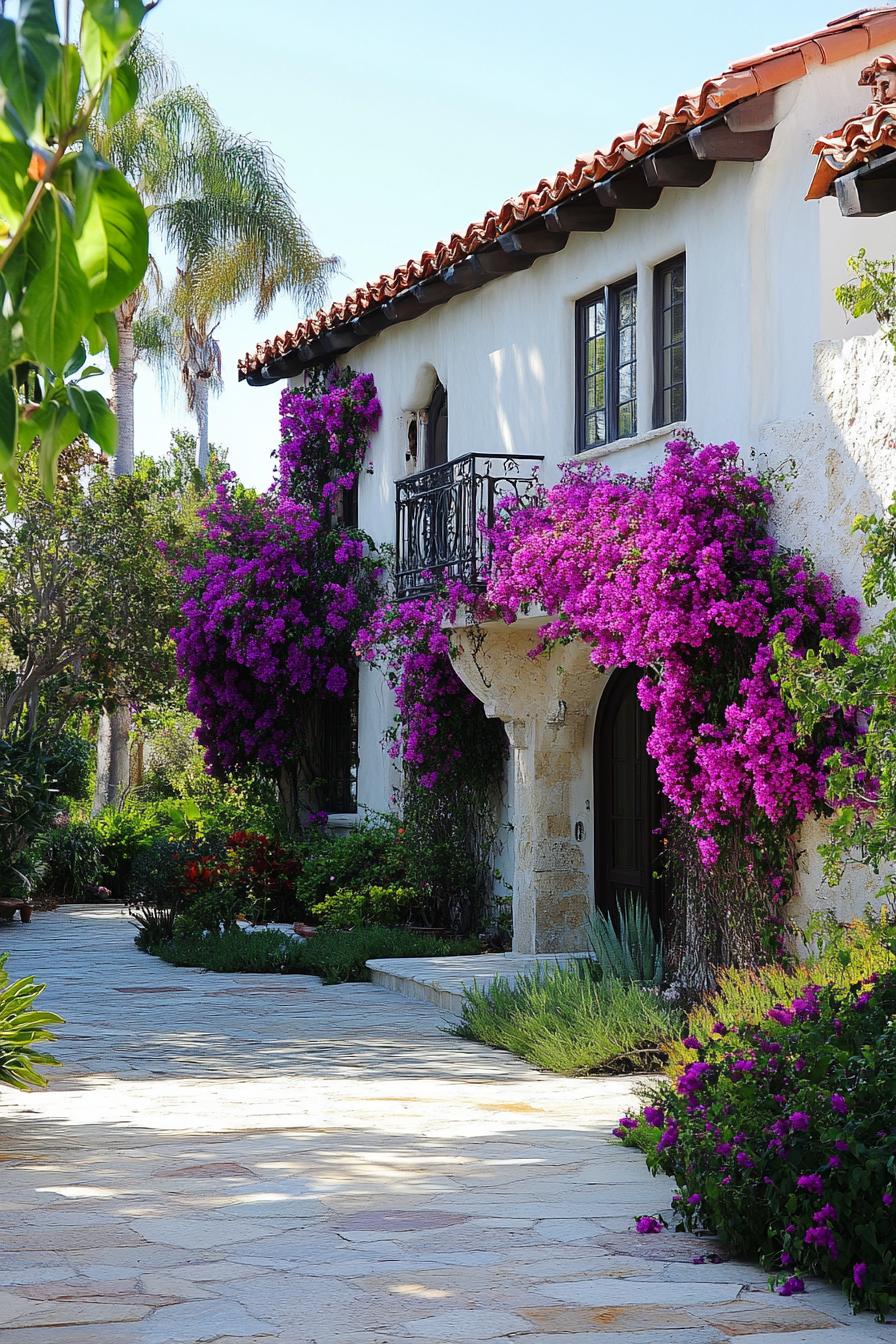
[
  {"xmin": 620, "ymin": 968, "xmax": 896, "ymax": 1318},
  {"xmin": 452, "ymin": 962, "xmax": 680, "ymax": 1075}
]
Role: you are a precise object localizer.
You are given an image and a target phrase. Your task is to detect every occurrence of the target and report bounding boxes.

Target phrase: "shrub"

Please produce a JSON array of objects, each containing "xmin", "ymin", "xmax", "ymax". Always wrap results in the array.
[
  {"xmin": 453, "ymin": 962, "xmax": 681, "ymax": 1075},
  {"xmin": 127, "ymin": 834, "xmax": 226, "ymax": 908},
  {"xmin": 0, "ymin": 733, "xmax": 91, "ymax": 888},
  {"xmin": 311, "ymin": 882, "xmax": 416, "ymax": 929},
  {"xmin": 39, "ymin": 821, "xmax": 104, "ymax": 901},
  {"xmin": 623, "ymin": 970, "xmax": 896, "ymax": 1318},
  {"xmin": 0, "ymin": 953, "xmax": 62, "ymax": 1090},
  {"xmin": 587, "ymin": 896, "xmax": 663, "ymax": 986},
  {"xmin": 666, "ymin": 914, "xmax": 896, "ymax": 1075},
  {"xmin": 149, "ymin": 924, "xmax": 481, "ymax": 982},
  {"xmin": 90, "ymin": 805, "xmax": 160, "ymax": 899},
  {"xmin": 295, "ymin": 818, "xmax": 406, "ymax": 912},
  {"xmin": 169, "ymin": 831, "xmax": 302, "ymax": 936}
]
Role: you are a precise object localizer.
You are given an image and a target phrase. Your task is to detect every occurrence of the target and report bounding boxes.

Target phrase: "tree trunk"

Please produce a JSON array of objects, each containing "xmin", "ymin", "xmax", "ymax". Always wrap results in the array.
[
  {"xmin": 195, "ymin": 376, "xmax": 210, "ymax": 476},
  {"xmin": 111, "ymin": 313, "xmax": 136, "ymax": 477},
  {"xmin": 95, "ymin": 309, "xmax": 138, "ymax": 808},
  {"xmin": 93, "ymin": 705, "xmax": 132, "ymax": 814}
]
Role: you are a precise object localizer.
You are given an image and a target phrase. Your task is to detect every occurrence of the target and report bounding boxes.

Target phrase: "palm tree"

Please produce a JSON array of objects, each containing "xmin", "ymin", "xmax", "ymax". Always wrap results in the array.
[
  {"xmin": 91, "ymin": 36, "xmax": 334, "ymax": 476},
  {"xmin": 89, "ymin": 38, "xmax": 334, "ymax": 807}
]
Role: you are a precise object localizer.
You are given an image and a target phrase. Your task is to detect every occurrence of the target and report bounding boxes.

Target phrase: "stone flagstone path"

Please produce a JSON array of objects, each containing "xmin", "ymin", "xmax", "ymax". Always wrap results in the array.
[{"xmin": 0, "ymin": 906, "xmax": 891, "ymax": 1344}]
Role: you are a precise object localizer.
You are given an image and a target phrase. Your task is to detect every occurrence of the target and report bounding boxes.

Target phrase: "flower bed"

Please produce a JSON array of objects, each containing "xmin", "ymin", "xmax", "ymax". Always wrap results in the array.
[{"xmin": 620, "ymin": 969, "xmax": 896, "ymax": 1317}]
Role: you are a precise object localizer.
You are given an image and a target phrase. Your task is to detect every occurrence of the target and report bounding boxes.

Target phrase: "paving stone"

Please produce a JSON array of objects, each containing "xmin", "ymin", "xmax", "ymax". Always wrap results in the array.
[{"xmin": 0, "ymin": 907, "xmax": 888, "ymax": 1344}]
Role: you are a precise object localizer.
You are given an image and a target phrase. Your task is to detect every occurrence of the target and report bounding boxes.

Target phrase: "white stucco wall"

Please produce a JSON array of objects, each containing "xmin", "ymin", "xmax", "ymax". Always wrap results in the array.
[{"xmin": 297, "ymin": 43, "xmax": 896, "ymax": 935}]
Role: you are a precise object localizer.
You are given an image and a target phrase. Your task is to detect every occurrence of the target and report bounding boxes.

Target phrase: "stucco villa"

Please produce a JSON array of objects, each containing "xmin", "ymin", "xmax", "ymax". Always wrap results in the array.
[{"xmin": 239, "ymin": 10, "xmax": 896, "ymax": 956}]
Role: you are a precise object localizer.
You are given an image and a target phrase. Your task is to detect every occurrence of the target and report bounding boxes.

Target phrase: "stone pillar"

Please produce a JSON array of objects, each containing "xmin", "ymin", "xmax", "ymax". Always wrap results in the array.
[{"xmin": 450, "ymin": 620, "xmax": 603, "ymax": 954}]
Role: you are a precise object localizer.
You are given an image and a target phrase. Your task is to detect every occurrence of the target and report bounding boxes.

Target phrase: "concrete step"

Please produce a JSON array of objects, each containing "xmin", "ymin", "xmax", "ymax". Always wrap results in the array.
[{"xmin": 366, "ymin": 951, "xmax": 591, "ymax": 1017}]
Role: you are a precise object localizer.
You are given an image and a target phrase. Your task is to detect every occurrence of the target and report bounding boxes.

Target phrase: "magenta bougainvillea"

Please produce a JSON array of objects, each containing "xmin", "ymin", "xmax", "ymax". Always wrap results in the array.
[
  {"xmin": 173, "ymin": 369, "xmax": 382, "ymax": 778},
  {"xmin": 355, "ymin": 580, "xmax": 481, "ymax": 790},
  {"xmin": 484, "ymin": 439, "xmax": 860, "ymax": 861}
]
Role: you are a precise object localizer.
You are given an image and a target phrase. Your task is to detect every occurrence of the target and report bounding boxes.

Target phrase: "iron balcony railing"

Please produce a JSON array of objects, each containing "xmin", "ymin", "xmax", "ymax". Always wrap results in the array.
[{"xmin": 395, "ymin": 452, "xmax": 543, "ymax": 600}]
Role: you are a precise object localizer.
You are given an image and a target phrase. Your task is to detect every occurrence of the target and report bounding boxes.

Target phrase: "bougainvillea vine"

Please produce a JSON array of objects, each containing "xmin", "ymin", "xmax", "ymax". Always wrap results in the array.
[
  {"xmin": 173, "ymin": 369, "xmax": 382, "ymax": 814},
  {"xmin": 484, "ymin": 439, "xmax": 860, "ymax": 862}
]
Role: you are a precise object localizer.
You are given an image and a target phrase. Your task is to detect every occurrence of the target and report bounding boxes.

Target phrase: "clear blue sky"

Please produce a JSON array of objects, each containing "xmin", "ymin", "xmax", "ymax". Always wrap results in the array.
[{"xmin": 135, "ymin": 0, "xmax": 860, "ymax": 487}]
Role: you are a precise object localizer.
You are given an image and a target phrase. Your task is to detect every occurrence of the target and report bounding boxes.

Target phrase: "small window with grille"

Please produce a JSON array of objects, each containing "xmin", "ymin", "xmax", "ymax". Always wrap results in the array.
[
  {"xmin": 653, "ymin": 255, "xmax": 686, "ymax": 427},
  {"xmin": 576, "ymin": 276, "xmax": 638, "ymax": 452}
]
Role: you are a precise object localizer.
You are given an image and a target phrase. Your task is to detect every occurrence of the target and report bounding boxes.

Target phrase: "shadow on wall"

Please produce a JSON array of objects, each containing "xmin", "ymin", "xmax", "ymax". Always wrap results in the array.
[{"xmin": 760, "ymin": 331, "xmax": 896, "ymax": 923}]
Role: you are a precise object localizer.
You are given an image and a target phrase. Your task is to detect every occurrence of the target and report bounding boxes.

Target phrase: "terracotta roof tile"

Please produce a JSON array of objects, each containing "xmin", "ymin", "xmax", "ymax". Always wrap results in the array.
[{"xmin": 240, "ymin": 8, "xmax": 896, "ymax": 380}]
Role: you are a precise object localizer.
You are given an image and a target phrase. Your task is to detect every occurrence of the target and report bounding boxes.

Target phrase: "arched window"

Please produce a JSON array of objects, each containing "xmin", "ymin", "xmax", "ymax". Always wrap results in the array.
[{"xmin": 426, "ymin": 380, "xmax": 448, "ymax": 467}]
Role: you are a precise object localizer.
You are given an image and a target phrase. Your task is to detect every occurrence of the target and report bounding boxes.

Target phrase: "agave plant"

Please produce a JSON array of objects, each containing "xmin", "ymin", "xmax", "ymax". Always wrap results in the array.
[
  {"xmin": 587, "ymin": 894, "xmax": 664, "ymax": 986},
  {"xmin": 0, "ymin": 954, "xmax": 62, "ymax": 1090}
]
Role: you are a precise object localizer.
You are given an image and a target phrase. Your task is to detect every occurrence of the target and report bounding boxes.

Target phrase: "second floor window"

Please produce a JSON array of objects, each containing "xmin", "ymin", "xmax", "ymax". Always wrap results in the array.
[
  {"xmin": 654, "ymin": 255, "xmax": 686, "ymax": 427},
  {"xmin": 577, "ymin": 277, "xmax": 637, "ymax": 452}
]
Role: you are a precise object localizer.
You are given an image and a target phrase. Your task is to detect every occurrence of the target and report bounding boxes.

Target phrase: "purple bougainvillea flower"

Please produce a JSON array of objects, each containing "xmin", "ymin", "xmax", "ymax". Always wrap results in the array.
[
  {"xmin": 797, "ymin": 1174, "xmax": 824, "ymax": 1197},
  {"xmin": 883, "ymin": 1192, "xmax": 894, "ymax": 1208},
  {"xmin": 682, "ymin": 1035, "xmax": 702, "ymax": 1051},
  {"xmin": 642, "ymin": 1106, "xmax": 665, "ymax": 1128},
  {"xmin": 853, "ymin": 1262, "xmax": 868, "ymax": 1289},
  {"xmin": 829, "ymin": 1093, "xmax": 848, "ymax": 1116},
  {"xmin": 711, "ymin": 1022, "xmax": 728, "ymax": 1035},
  {"xmin": 767, "ymin": 1007, "xmax": 795, "ymax": 1026},
  {"xmin": 687, "ymin": 1193, "xmax": 702, "ymax": 1206},
  {"xmin": 777, "ymin": 1276, "xmax": 806, "ymax": 1297},
  {"xmin": 635, "ymin": 1216, "xmax": 663, "ymax": 1234},
  {"xmin": 789, "ymin": 1111, "xmax": 811, "ymax": 1132}
]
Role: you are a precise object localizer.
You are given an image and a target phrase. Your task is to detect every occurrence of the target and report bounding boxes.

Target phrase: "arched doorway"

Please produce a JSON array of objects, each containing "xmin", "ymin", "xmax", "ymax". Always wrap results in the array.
[{"xmin": 594, "ymin": 667, "xmax": 665, "ymax": 930}]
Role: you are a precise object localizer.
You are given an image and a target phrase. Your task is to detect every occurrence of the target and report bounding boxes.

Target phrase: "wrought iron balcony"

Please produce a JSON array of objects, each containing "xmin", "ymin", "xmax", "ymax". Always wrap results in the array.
[{"xmin": 395, "ymin": 452, "xmax": 543, "ymax": 600}]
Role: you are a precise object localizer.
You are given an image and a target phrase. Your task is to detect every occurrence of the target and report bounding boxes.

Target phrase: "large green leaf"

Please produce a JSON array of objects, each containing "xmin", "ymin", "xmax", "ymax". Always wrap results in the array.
[
  {"xmin": 0, "ymin": 1, "xmax": 60, "ymax": 134},
  {"xmin": 74, "ymin": 165, "xmax": 148, "ymax": 312},
  {"xmin": 0, "ymin": 116, "xmax": 30, "ymax": 230},
  {"xmin": 82, "ymin": 0, "xmax": 146, "ymax": 45},
  {"xmin": 92, "ymin": 310, "xmax": 119, "ymax": 367},
  {"xmin": 102, "ymin": 56, "xmax": 138, "ymax": 127},
  {"xmin": 66, "ymin": 383, "xmax": 116, "ymax": 456},
  {"xmin": 71, "ymin": 141, "xmax": 101, "ymax": 238},
  {"xmin": 42, "ymin": 42, "xmax": 81, "ymax": 140},
  {"xmin": 19, "ymin": 196, "xmax": 92, "ymax": 371},
  {"xmin": 0, "ymin": 375, "xmax": 18, "ymax": 473},
  {"xmin": 29, "ymin": 398, "xmax": 80, "ymax": 496}
]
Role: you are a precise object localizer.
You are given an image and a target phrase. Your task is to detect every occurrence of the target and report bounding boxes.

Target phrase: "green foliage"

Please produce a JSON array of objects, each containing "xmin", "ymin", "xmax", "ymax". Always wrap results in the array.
[
  {"xmin": 0, "ymin": 952, "xmax": 62, "ymax": 1090},
  {"xmin": 0, "ymin": 730, "xmax": 90, "ymax": 886},
  {"xmin": 666, "ymin": 913, "xmax": 896, "ymax": 1075},
  {"xmin": 775, "ymin": 502, "xmax": 896, "ymax": 904},
  {"xmin": 295, "ymin": 818, "xmax": 406, "ymax": 913},
  {"xmin": 126, "ymin": 832, "xmax": 223, "ymax": 909},
  {"xmin": 0, "ymin": 444, "xmax": 197, "ymax": 741},
  {"xmin": 454, "ymin": 962, "xmax": 681, "ymax": 1075},
  {"xmin": 311, "ymin": 882, "xmax": 416, "ymax": 930},
  {"xmin": 148, "ymin": 924, "xmax": 481, "ymax": 983},
  {"xmin": 587, "ymin": 896, "xmax": 663, "ymax": 986},
  {"xmin": 39, "ymin": 819, "xmax": 103, "ymax": 899},
  {"xmin": 631, "ymin": 971, "xmax": 896, "ymax": 1318},
  {"xmin": 835, "ymin": 249, "xmax": 896, "ymax": 360},
  {"xmin": 0, "ymin": 0, "xmax": 153, "ymax": 496}
]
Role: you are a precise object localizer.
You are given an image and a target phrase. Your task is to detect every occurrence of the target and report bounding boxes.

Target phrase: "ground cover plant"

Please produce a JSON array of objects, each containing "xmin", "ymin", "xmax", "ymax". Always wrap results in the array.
[
  {"xmin": 144, "ymin": 925, "xmax": 480, "ymax": 984},
  {"xmin": 618, "ymin": 955, "xmax": 896, "ymax": 1317},
  {"xmin": 453, "ymin": 961, "xmax": 680, "ymax": 1075}
]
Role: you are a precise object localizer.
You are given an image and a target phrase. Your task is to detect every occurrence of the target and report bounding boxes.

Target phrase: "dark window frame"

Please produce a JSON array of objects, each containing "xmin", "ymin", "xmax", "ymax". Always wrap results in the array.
[
  {"xmin": 575, "ymin": 274, "xmax": 638, "ymax": 454},
  {"xmin": 652, "ymin": 254, "xmax": 686, "ymax": 429},
  {"xmin": 320, "ymin": 665, "xmax": 359, "ymax": 814}
]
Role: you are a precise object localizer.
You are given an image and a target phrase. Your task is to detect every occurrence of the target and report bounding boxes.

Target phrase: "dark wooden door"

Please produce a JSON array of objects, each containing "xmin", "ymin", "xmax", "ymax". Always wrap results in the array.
[{"xmin": 595, "ymin": 667, "xmax": 665, "ymax": 929}]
